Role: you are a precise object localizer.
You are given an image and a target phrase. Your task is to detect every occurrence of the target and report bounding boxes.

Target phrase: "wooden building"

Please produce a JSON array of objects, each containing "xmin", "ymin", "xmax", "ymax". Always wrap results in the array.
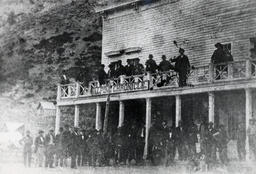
[{"xmin": 55, "ymin": 0, "xmax": 256, "ymax": 160}]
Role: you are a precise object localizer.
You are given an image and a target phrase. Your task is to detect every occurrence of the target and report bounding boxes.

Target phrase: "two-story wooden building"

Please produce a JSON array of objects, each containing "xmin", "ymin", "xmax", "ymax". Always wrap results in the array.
[{"xmin": 55, "ymin": 0, "xmax": 256, "ymax": 159}]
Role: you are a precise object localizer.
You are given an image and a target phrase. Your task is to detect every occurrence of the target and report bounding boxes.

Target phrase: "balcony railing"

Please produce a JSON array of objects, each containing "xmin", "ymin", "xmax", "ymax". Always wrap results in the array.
[{"xmin": 57, "ymin": 59, "xmax": 256, "ymax": 100}]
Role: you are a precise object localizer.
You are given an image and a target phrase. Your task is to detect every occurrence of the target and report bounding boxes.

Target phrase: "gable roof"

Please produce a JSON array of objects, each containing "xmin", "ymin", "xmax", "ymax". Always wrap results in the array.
[{"xmin": 37, "ymin": 101, "xmax": 56, "ymax": 110}]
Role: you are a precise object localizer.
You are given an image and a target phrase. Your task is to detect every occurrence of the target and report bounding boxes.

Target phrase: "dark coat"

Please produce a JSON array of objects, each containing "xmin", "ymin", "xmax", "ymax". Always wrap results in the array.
[
  {"xmin": 158, "ymin": 60, "xmax": 174, "ymax": 72},
  {"xmin": 171, "ymin": 55, "xmax": 190, "ymax": 74},
  {"xmin": 97, "ymin": 69, "xmax": 107, "ymax": 84},
  {"xmin": 146, "ymin": 59, "xmax": 158, "ymax": 73},
  {"xmin": 125, "ymin": 64, "xmax": 134, "ymax": 76}
]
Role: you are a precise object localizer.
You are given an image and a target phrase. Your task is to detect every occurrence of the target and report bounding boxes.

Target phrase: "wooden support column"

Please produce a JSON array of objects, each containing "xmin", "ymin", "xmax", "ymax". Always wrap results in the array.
[
  {"xmin": 118, "ymin": 101, "xmax": 125, "ymax": 128},
  {"xmin": 96, "ymin": 102, "xmax": 102, "ymax": 130},
  {"xmin": 74, "ymin": 105, "xmax": 80, "ymax": 127},
  {"xmin": 57, "ymin": 84, "xmax": 61, "ymax": 100},
  {"xmin": 246, "ymin": 59, "xmax": 252, "ymax": 79},
  {"xmin": 175, "ymin": 95, "xmax": 181, "ymax": 127},
  {"xmin": 208, "ymin": 92, "xmax": 215, "ymax": 123},
  {"xmin": 55, "ymin": 106, "xmax": 61, "ymax": 135},
  {"xmin": 143, "ymin": 98, "xmax": 152, "ymax": 160},
  {"xmin": 245, "ymin": 88, "xmax": 252, "ymax": 161}
]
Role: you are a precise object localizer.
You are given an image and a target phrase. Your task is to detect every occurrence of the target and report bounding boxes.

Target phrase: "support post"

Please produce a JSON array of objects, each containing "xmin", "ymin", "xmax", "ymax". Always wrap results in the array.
[
  {"xmin": 57, "ymin": 84, "xmax": 61, "ymax": 100},
  {"xmin": 55, "ymin": 106, "xmax": 61, "ymax": 135},
  {"xmin": 208, "ymin": 92, "xmax": 215, "ymax": 123},
  {"xmin": 75, "ymin": 82, "xmax": 80, "ymax": 98},
  {"xmin": 245, "ymin": 88, "xmax": 252, "ymax": 161},
  {"xmin": 228, "ymin": 63, "xmax": 233, "ymax": 79},
  {"xmin": 175, "ymin": 95, "xmax": 181, "ymax": 127},
  {"xmin": 118, "ymin": 101, "xmax": 125, "ymax": 128},
  {"xmin": 96, "ymin": 102, "xmax": 102, "ymax": 131},
  {"xmin": 246, "ymin": 59, "xmax": 252, "ymax": 79},
  {"xmin": 74, "ymin": 105, "xmax": 80, "ymax": 127},
  {"xmin": 143, "ymin": 98, "xmax": 152, "ymax": 160},
  {"xmin": 209, "ymin": 63, "xmax": 214, "ymax": 82}
]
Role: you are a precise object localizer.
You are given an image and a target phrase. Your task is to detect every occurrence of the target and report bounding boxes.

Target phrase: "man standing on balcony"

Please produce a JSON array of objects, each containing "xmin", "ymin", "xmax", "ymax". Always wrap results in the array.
[
  {"xmin": 146, "ymin": 54, "xmax": 158, "ymax": 74},
  {"xmin": 171, "ymin": 48, "xmax": 190, "ymax": 87},
  {"xmin": 134, "ymin": 58, "xmax": 144, "ymax": 75},
  {"xmin": 158, "ymin": 55, "xmax": 174, "ymax": 72},
  {"xmin": 97, "ymin": 64, "xmax": 107, "ymax": 85},
  {"xmin": 125, "ymin": 59, "xmax": 134, "ymax": 76}
]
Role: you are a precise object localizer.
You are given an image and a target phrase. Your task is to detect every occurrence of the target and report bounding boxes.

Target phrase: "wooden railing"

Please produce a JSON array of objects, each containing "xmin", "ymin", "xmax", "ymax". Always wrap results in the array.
[{"xmin": 57, "ymin": 59, "xmax": 256, "ymax": 99}]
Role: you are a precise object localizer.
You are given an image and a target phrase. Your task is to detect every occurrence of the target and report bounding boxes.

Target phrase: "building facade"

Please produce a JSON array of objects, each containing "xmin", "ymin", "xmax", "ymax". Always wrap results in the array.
[{"xmin": 56, "ymin": 0, "xmax": 256, "ymax": 160}]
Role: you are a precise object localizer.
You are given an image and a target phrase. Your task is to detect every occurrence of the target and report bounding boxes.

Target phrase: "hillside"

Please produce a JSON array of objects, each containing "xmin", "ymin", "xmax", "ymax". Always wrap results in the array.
[{"xmin": 0, "ymin": 0, "xmax": 102, "ymax": 131}]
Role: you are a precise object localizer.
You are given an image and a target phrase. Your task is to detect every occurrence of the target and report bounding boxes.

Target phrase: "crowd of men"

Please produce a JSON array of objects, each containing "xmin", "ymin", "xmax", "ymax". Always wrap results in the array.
[
  {"xmin": 97, "ymin": 48, "xmax": 190, "ymax": 87},
  {"xmin": 19, "ymin": 116, "xmax": 254, "ymax": 170}
]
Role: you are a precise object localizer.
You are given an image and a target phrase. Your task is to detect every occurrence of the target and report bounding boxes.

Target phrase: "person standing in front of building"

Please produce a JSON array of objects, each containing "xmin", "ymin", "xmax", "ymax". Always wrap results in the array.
[
  {"xmin": 55, "ymin": 127, "xmax": 64, "ymax": 167},
  {"xmin": 237, "ymin": 122, "xmax": 246, "ymax": 161},
  {"xmin": 62, "ymin": 124, "xmax": 72, "ymax": 167},
  {"xmin": 174, "ymin": 121, "xmax": 187, "ymax": 161},
  {"xmin": 217, "ymin": 125, "xmax": 229, "ymax": 166},
  {"xmin": 34, "ymin": 130, "xmax": 45, "ymax": 167},
  {"xmin": 70, "ymin": 127, "xmax": 81, "ymax": 169},
  {"xmin": 206, "ymin": 122, "xmax": 217, "ymax": 165},
  {"xmin": 247, "ymin": 119, "xmax": 256, "ymax": 160},
  {"xmin": 20, "ymin": 130, "xmax": 33, "ymax": 167},
  {"xmin": 171, "ymin": 48, "xmax": 190, "ymax": 87},
  {"xmin": 45, "ymin": 129, "xmax": 56, "ymax": 168},
  {"xmin": 145, "ymin": 54, "xmax": 158, "ymax": 74}
]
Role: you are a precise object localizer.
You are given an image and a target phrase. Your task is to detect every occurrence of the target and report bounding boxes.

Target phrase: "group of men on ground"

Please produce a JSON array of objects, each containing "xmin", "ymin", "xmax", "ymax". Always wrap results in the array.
[{"xmin": 20, "ymin": 117, "xmax": 254, "ymax": 169}]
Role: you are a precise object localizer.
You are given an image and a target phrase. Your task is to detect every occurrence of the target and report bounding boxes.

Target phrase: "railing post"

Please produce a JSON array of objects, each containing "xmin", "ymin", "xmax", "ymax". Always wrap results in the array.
[
  {"xmin": 209, "ymin": 63, "xmax": 214, "ymax": 82},
  {"xmin": 75, "ymin": 82, "xmax": 80, "ymax": 98},
  {"xmin": 147, "ymin": 72, "xmax": 152, "ymax": 89},
  {"xmin": 246, "ymin": 59, "xmax": 252, "ymax": 79},
  {"xmin": 68, "ymin": 85, "xmax": 72, "ymax": 97},
  {"xmin": 88, "ymin": 81, "xmax": 93, "ymax": 95},
  {"xmin": 57, "ymin": 84, "xmax": 61, "ymax": 100},
  {"xmin": 228, "ymin": 63, "xmax": 233, "ymax": 79}
]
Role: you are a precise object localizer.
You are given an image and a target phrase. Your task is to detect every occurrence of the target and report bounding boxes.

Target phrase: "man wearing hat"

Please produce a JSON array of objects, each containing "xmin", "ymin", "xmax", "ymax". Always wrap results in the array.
[
  {"xmin": 158, "ymin": 55, "xmax": 174, "ymax": 72},
  {"xmin": 171, "ymin": 48, "xmax": 190, "ymax": 87},
  {"xmin": 34, "ymin": 130, "xmax": 45, "ymax": 167},
  {"xmin": 125, "ymin": 59, "xmax": 134, "ymax": 76},
  {"xmin": 70, "ymin": 127, "xmax": 81, "ymax": 169},
  {"xmin": 97, "ymin": 64, "xmax": 107, "ymax": 85},
  {"xmin": 134, "ymin": 58, "xmax": 144, "ymax": 75},
  {"xmin": 45, "ymin": 129, "xmax": 56, "ymax": 168},
  {"xmin": 145, "ymin": 54, "xmax": 158, "ymax": 74},
  {"xmin": 20, "ymin": 130, "xmax": 33, "ymax": 167}
]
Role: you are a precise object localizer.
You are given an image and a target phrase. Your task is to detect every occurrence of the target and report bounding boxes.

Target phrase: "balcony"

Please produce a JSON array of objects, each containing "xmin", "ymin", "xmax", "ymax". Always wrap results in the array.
[{"xmin": 57, "ymin": 59, "xmax": 256, "ymax": 104}]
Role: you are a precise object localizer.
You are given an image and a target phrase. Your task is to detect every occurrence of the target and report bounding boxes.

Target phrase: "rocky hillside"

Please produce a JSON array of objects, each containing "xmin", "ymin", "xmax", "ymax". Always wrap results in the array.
[{"xmin": 0, "ymin": 0, "xmax": 102, "ymax": 131}]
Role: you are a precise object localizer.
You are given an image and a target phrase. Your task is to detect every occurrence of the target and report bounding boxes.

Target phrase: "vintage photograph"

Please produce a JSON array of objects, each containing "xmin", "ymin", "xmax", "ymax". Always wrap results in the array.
[{"xmin": 0, "ymin": 0, "xmax": 256, "ymax": 173}]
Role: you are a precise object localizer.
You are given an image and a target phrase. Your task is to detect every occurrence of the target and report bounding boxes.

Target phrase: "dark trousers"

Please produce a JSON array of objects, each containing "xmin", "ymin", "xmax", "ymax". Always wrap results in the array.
[
  {"xmin": 178, "ymin": 72, "xmax": 187, "ymax": 87},
  {"xmin": 23, "ymin": 150, "xmax": 32, "ymax": 167},
  {"xmin": 45, "ymin": 145, "xmax": 55, "ymax": 168}
]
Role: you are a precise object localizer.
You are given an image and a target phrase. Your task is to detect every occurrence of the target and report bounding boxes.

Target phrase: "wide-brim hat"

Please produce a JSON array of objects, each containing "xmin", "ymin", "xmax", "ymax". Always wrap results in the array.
[{"xmin": 215, "ymin": 42, "xmax": 223, "ymax": 48}]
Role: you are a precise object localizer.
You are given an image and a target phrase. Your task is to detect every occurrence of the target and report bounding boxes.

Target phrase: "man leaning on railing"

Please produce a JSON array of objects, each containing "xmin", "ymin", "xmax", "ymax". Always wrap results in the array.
[{"xmin": 211, "ymin": 43, "xmax": 233, "ymax": 80}]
